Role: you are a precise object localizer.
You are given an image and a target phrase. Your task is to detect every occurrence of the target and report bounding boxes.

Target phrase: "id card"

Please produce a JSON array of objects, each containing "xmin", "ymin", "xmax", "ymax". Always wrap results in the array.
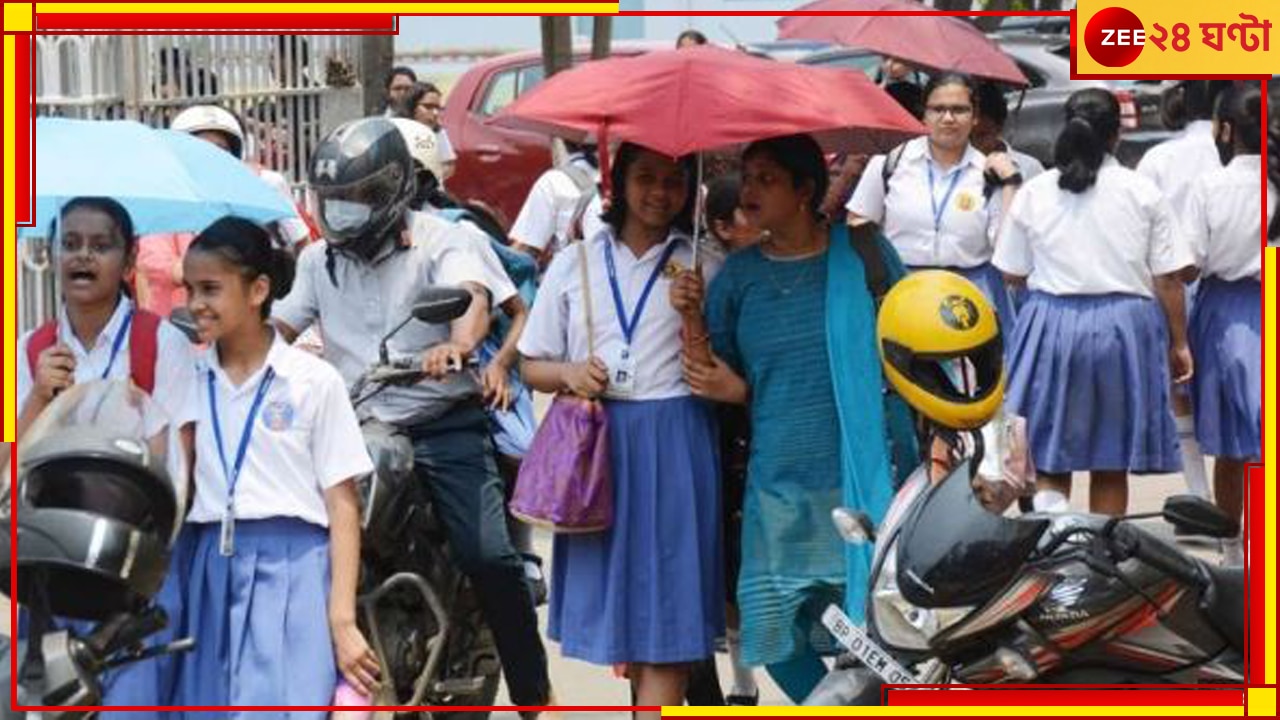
[
  {"xmin": 220, "ymin": 509, "xmax": 236, "ymax": 557},
  {"xmin": 609, "ymin": 346, "xmax": 638, "ymax": 397}
]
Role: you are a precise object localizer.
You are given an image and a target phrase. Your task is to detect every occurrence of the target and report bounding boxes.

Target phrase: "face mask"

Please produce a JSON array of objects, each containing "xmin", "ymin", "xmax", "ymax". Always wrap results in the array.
[{"xmin": 323, "ymin": 200, "xmax": 373, "ymax": 233}]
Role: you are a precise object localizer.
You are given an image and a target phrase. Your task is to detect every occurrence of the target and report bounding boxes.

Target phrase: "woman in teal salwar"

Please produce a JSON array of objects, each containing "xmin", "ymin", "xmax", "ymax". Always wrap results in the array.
[{"xmin": 674, "ymin": 133, "xmax": 917, "ymax": 703}]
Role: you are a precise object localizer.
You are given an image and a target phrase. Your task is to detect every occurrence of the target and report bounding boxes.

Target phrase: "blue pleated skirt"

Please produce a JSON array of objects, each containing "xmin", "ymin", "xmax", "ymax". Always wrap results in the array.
[
  {"xmin": 547, "ymin": 395, "xmax": 724, "ymax": 665},
  {"xmin": 1005, "ymin": 292, "xmax": 1181, "ymax": 474},
  {"xmin": 1190, "ymin": 277, "xmax": 1261, "ymax": 459},
  {"xmin": 171, "ymin": 518, "xmax": 335, "ymax": 717}
]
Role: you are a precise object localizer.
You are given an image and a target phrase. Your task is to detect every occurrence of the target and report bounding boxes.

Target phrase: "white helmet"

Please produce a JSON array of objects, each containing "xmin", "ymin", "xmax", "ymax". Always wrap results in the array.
[
  {"xmin": 171, "ymin": 105, "xmax": 245, "ymax": 159},
  {"xmin": 389, "ymin": 117, "xmax": 445, "ymax": 187}
]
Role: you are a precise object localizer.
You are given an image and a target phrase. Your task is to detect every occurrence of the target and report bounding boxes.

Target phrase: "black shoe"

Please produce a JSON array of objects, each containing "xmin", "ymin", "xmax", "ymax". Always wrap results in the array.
[{"xmin": 726, "ymin": 691, "xmax": 759, "ymax": 706}]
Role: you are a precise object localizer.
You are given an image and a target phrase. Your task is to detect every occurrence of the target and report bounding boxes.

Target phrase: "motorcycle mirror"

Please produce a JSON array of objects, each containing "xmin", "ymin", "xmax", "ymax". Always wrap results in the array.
[
  {"xmin": 832, "ymin": 507, "xmax": 875, "ymax": 545},
  {"xmin": 1162, "ymin": 494, "xmax": 1239, "ymax": 539},
  {"xmin": 168, "ymin": 308, "xmax": 200, "ymax": 344},
  {"xmin": 377, "ymin": 287, "xmax": 475, "ymax": 366},
  {"xmin": 411, "ymin": 287, "xmax": 473, "ymax": 326}
]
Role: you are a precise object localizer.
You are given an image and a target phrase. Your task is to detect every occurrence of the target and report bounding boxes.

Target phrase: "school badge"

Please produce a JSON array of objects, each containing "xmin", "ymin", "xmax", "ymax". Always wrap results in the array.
[
  {"xmin": 954, "ymin": 191, "xmax": 978, "ymax": 212},
  {"xmin": 939, "ymin": 295, "xmax": 981, "ymax": 331},
  {"xmin": 663, "ymin": 259, "xmax": 687, "ymax": 279},
  {"xmin": 261, "ymin": 400, "xmax": 296, "ymax": 431}
]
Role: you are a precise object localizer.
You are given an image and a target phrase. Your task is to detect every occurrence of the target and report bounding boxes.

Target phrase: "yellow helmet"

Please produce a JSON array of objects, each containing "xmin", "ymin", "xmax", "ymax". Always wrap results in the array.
[{"xmin": 877, "ymin": 271, "xmax": 1005, "ymax": 430}]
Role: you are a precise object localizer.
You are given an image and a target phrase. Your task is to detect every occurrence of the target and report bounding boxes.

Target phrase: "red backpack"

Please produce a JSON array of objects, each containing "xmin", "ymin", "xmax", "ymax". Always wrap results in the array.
[{"xmin": 26, "ymin": 310, "xmax": 162, "ymax": 394}]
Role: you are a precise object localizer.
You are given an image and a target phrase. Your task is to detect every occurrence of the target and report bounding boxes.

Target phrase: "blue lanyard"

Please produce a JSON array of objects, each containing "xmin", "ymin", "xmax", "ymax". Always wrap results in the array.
[
  {"xmin": 927, "ymin": 161, "xmax": 966, "ymax": 234},
  {"xmin": 100, "ymin": 310, "xmax": 134, "ymax": 380},
  {"xmin": 207, "ymin": 366, "xmax": 276, "ymax": 512},
  {"xmin": 602, "ymin": 239, "xmax": 680, "ymax": 348}
]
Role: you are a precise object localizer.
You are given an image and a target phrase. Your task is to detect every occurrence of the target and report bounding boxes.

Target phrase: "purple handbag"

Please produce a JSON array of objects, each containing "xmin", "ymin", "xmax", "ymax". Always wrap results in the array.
[{"xmin": 510, "ymin": 241, "xmax": 613, "ymax": 534}]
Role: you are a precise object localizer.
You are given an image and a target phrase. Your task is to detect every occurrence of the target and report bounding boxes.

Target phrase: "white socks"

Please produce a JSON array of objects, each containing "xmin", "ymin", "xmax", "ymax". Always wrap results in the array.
[
  {"xmin": 1032, "ymin": 489, "xmax": 1070, "ymax": 514},
  {"xmin": 725, "ymin": 628, "xmax": 757, "ymax": 699},
  {"xmin": 1176, "ymin": 415, "xmax": 1210, "ymax": 500}
]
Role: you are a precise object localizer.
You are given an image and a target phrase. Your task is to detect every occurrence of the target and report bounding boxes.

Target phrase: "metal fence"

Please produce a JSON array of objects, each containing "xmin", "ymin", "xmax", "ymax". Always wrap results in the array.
[{"xmin": 22, "ymin": 34, "xmax": 362, "ymax": 335}]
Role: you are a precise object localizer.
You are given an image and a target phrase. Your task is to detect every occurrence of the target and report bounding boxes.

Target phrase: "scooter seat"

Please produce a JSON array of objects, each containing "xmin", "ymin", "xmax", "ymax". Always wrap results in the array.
[{"xmin": 1199, "ymin": 563, "xmax": 1245, "ymax": 653}]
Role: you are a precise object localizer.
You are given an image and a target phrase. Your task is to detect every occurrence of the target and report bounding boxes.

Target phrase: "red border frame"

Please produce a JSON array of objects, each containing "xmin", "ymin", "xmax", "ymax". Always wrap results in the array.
[{"xmin": 6, "ymin": 5, "xmax": 1271, "ymax": 714}]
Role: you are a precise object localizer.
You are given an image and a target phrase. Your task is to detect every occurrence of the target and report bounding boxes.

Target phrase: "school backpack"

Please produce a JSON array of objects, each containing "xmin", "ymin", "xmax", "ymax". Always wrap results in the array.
[{"xmin": 25, "ymin": 309, "xmax": 162, "ymax": 394}]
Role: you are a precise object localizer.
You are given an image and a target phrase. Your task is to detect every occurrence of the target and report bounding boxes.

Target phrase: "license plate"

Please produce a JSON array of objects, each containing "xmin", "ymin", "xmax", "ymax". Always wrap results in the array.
[{"xmin": 821, "ymin": 605, "xmax": 920, "ymax": 686}]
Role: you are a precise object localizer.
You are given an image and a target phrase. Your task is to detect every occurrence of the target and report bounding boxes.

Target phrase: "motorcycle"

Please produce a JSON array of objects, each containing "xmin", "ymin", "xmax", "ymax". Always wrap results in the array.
[
  {"xmin": 1, "ymin": 381, "xmax": 194, "ymax": 719},
  {"xmin": 806, "ymin": 429, "xmax": 1245, "ymax": 705},
  {"xmin": 346, "ymin": 287, "xmax": 501, "ymax": 717}
]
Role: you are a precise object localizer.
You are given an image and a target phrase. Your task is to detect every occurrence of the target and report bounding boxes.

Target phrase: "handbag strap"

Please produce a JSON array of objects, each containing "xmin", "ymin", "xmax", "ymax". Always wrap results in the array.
[{"xmin": 576, "ymin": 240, "xmax": 596, "ymax": 359}]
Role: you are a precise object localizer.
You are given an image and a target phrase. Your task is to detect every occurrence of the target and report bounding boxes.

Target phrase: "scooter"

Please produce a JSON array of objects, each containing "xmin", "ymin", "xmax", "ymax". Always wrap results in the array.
[{"xmin": 806, "ymin": 428, "xmax": 1244, "ymax": 705}]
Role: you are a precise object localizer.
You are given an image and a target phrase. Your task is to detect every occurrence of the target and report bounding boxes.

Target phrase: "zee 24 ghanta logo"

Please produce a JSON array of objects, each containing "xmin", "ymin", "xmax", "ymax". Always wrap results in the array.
[{"xmin": 1084, "ymin": 6, "xmax": 1272, "ymax": 67}]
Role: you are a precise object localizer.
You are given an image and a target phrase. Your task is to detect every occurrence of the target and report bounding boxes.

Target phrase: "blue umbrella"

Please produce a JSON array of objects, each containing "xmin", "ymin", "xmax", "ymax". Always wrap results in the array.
[{"xmin": 20, "ymin": 118, "xmax": 297, "ymax": 240}]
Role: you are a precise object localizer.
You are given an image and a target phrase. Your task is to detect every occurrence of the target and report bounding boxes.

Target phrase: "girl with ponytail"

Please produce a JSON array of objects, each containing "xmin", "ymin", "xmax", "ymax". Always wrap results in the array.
[
  {"xmin": 993, "ymin": 88, "xmax": 1195, "ymax": 517},
  {"xmin": 173, "ymin": 216, "xmax": 380, "ymax": 711},
  {"xmin": 1180, "ymin": 83, "xmax": 1265, "ymax": 566}
]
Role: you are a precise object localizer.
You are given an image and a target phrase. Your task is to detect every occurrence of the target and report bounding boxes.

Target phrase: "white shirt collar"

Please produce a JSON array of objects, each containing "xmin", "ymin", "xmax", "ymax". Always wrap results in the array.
[
  {"xmin": 602, "ymin": 226, "xmax": 691, "ymax": 263},
  {"xmin": 905, "ymin": 137, "xmax": 985, "ymax": 173},
  {"xmin": 58, "ymin": 294, "xmax": 132, "ymax": 356},
  {"xmin": 1227, "ymin": 154, "xmax": 1261, "ymax": 173},
  {"xmin": 205, "ymin": 329, "xmax": 291, "ymax": 394},
  {"xmin": 1184, "ymin": 120, "xmax": 1215, "ymax": 139}
]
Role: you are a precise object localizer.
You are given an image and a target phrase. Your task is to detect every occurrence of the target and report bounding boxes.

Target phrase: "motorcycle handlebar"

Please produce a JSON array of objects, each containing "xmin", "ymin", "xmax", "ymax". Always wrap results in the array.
[{"xmin": 1108, "ymin": 521, "xmax": 1207, "ymax": 588}]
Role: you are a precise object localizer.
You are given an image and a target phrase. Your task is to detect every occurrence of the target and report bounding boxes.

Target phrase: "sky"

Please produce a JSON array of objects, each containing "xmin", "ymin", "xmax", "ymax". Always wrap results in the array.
[{"xmin": 396, "ymin": 9, "xmax": 801, "ymax": 53}]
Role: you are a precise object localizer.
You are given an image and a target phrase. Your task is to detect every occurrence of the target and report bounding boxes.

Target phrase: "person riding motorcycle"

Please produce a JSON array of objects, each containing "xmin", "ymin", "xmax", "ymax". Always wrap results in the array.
[{"xmin": 270, "ymin": 117, "xmax": 552, "ymax": 711}]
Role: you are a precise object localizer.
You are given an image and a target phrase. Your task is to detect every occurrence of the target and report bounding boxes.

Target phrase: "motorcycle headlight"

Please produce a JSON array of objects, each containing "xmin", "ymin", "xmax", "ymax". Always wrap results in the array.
[{"xmin": 870, "ymin": 536, "xmax": 973, "ymax": 651}]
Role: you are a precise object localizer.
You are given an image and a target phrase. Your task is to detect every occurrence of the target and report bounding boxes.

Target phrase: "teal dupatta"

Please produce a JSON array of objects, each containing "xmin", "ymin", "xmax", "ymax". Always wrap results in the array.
[{"xmin": 824, "ymin": 223, "xmax": 917, "ymax": 623}]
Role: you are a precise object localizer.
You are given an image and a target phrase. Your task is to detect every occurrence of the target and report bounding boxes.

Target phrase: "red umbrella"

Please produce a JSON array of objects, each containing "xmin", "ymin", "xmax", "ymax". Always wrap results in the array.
[
  {"xmin": 494, "ymin": 45, "xmax": 924, "ymax": 364},
  {"xmin": 491, "ymin": 44, "xmax": 925, "ymax": 160},
  {"xmin": 777, "ymin": 0, "xmax": 1028, "ymax": 87}
]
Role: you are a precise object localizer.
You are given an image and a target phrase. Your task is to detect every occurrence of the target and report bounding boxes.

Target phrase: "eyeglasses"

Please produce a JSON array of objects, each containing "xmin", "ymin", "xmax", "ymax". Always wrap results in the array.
[{"xmin": 925, "ymin": 105, "xmax": 974, "ymax": 119}]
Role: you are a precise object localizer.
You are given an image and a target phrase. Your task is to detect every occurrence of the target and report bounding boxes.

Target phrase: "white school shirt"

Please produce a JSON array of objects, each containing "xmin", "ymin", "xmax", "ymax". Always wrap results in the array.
[
  {"xmin": 1136, "ymin": 120, "xmax": 1222, "ymax": 221},
  {"xmin": 508, "ymin": 157, "xmax": 599, "ymax": 255},
  {"xmin": 437, "ymin": 128, "xmax": 457, "ymax": 165},
  {"xmin": 17, "ymin": 297, "xmax": 199, "ymax": 429},
  {"xmin": 1183, "ymin": 154, "xmax": 1267, "ymax": 282},
  {"xmin": 273, "ymin": 211, "xmax": 490, "ymax": 426},
  {"xmin": 189, "ymin": 333, "xmax": 373, "ymax": 527},
  {"xmin": 994, "ymin": 156, "xmax": 1194, "ymax": 298},
  {"xmin": 518, "ymin": 228, "xmax": 722, "ymax": 401},
  {"xmin": 426, "ymin": 209, "xmax": 519, "ymax": 307},
  {"xmin": 846, "ymin": 136, "xmax": 995, "ymax": 268}
]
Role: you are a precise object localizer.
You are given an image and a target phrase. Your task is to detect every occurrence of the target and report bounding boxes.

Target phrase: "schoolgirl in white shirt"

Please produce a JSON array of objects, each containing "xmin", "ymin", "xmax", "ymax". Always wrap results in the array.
[
  {"xmin": 1182, "ymin": 84, "xmax": 1267, "ymax": 566},
  {"xmin": 848, "ymin": 73, "xmax": 1022, "ymax": 334},
  {"xmin": 519, "ymin": 142, "xmax": 724, "ymax": 712},
  {"xmin": 994, "ymin": 88, "xmax": 1195, "ymax": 517},
  {"xmin": 15, "ymin": 197, "xmax": 199, "ymax": 718},
  {"xmin": 173, "ymin": 216, "xmax": 378, "ymax": 713}
]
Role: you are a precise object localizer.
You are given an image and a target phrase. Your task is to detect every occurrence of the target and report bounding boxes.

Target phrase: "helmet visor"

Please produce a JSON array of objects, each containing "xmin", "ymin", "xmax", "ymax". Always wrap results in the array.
[{"xmin": 884, "ymin": 333, "xmax": 1003, "ymax": 404}]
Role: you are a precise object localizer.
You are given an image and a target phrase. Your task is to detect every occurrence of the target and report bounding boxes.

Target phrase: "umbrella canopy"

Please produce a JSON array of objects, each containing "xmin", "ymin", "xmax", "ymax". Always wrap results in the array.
[
  {"xmin": 492, "ymin": 44, "xmax": 925, "ymax": 159},
  {"xmin": 21, "ymin": 118, "xmax": 297, "ymax": 240},
  {"xmin": 778, "ymin": 0, "xmax": 1028, "ymax": 87}
]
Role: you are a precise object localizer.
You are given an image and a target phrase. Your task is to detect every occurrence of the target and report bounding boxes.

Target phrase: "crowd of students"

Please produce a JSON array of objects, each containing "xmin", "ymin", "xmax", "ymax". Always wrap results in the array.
[{"xmin": 12, "ymin": 55, "xmax": 1267, "ymax": 715}]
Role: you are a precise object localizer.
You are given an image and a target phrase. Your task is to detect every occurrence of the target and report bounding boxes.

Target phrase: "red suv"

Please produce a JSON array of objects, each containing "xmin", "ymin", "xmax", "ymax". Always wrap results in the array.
[{"xmin": 443, "ymin": 44, "xmax": 656, "ymax": 228}]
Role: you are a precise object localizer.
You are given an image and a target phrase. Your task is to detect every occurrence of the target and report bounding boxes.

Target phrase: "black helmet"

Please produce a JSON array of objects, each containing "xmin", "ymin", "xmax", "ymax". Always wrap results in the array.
[
  {"xmin": 0, "ymin": 382, "xmax": 179, "ymax": 621},
  {"xmin": 309, "ymin": 117, "xmax": 416, "ymax": 260}
]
